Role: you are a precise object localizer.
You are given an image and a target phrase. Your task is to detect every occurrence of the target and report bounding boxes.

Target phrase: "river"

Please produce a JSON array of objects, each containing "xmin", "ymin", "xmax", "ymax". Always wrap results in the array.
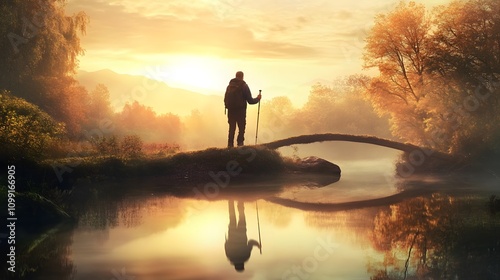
[{"xmin": 25, "ymin": 143, "xmax": 500, "ymax": 279}]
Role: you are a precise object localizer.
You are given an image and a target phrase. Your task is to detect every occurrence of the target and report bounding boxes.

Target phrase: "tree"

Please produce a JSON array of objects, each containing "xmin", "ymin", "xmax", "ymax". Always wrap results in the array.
[
  {"xmin": 426, "ymin": 0, "xmax": 500, "ymax": 155},
  {"xmin": 261, "ymin": 96, "xmax": 296, "ymax": 137},
  {"xmin": 115, "ymin": 101, "xmax": 182, "ymax": 143},
  {"xmin": 35, "ymin": 75, "xmax": 89, "ymax": 137},
  {"xmin": 363, "ymin": 0, "xmax": 500, "ymax": 157},
  {"xmin": 116, "ymin": 101, "xmax": 157, "ymax": 138},
  {"xmin": 0, "ymin": 0, "xmax": 89, "ymax": 138},
  {"xmin": 298, "ymin": 83, "xmax": 338, "ymax": 133},
  {"xmin": 0, "ymin": 0, "xmax": 88, "ymax": 89},
  {"xmin": 363, "ymin": 1, "xmax": 432, "ymax": 145},
  {"xmin": 182, "ymin": 109, "xmax": 219, "ymax": 149},
  {"xmin": 86, "ymin": 84, "xmax": 114, "ymax": 130},
  {"xmin": 156, "ymin": 112, "xmax": 182, "ymax": 143},
  {"xmin": 286, "ymin": 77, "xmax": 391, "ymax": 137},
  {"xmin": 428, "ymin": 0, "xmax": 500, "ymax": 86}
]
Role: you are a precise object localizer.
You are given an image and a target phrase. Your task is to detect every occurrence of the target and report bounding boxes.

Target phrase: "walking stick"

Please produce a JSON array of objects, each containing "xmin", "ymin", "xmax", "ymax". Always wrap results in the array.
[
  {"xmin": 256, "ymin": 201, "xmax": 262, "ymax": 254},
  {"xmin": 255, "ymin": 90, "xmax": 261, "ymax": 145}
]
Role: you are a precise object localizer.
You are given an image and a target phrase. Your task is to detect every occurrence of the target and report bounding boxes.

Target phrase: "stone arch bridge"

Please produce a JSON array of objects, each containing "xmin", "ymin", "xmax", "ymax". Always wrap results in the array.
[{"xmin": 260, "ymin": 133, "xmax": 455, "ymax": 161}]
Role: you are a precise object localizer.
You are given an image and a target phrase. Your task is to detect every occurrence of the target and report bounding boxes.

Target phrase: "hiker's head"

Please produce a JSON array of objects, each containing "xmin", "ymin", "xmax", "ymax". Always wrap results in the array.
[{"xmin": 235, "ymin": 71, "xmax": 244, "ymax": 80}]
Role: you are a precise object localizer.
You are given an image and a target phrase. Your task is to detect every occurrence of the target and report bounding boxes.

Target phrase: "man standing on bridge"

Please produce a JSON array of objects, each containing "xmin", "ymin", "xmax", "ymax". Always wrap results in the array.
[{"xmin": 224, "ymin": 71, "xmax": 261, "ymax": 148}]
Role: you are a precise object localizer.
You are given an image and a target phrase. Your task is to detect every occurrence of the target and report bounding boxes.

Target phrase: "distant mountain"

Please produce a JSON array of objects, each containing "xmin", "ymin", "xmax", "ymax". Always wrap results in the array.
[{"xmin": 76, "ymin": 69, "xmax": 222, "ymax": 116}]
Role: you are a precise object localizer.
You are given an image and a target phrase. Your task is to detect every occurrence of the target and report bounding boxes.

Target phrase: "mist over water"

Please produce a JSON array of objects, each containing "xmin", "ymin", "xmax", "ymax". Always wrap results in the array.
[{"xmin": 277, "ymin": 143, "xmax": 402, "ymax": 203}]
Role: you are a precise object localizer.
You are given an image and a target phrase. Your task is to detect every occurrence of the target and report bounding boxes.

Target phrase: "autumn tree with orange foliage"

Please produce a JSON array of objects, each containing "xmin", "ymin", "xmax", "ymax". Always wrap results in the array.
[
  {"xmin": 363, "ymin": 0, "xmax": 500, "ymax": 158},
  {"xmin": 86, "ymin": 84, "xmax": 114, "ymax": 128},
  {"xmin": 0, "ymin": 0, "xmax": 89, "ymax": 137},
  {"xmin": 261, "ymin": 76, "xmax": 391, "ymax": 139},
  {"xmin": 115, "ymin": 101, "xmax": 182, "ymax": 144},
  {"xmin": 426, "ymin": 0, "xmax": 500, "ymax": 156},
  {"xmin": 364, "ymin": 2, "xmax": 432, "ymax": 146}
]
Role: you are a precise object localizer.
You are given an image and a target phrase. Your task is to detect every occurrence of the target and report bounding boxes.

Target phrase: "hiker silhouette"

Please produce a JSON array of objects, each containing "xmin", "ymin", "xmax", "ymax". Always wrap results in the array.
[
  {"xmin": 224, "ymin": 71, "xmax": 261, "ymax": 147},
  {"xmin": 224, "ymin": 200, "xmax": 261, "ymax": 272}
]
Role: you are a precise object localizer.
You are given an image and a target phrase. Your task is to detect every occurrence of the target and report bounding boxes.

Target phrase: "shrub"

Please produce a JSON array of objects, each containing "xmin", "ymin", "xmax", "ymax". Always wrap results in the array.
[
  {"xmin": 0, "ymin": 91, "xmax": 65, "ymax": 161},
  {"xmin": 143, "ymin": 142, "xmax": 181, "ymax": 156},
  {"xmin": 121, "ymin": 135, "xmax": 143, "ymax": 158},
  {"xmin": 89, "ymin": 135, "xmax": 119, "ymax": 156}
]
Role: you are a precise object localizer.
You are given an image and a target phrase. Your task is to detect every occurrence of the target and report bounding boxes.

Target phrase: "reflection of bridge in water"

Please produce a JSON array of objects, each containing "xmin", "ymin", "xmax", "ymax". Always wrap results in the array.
[
  {"xmin": 266, "ymin": 188, "xmax": 431, "ymax": 213},
  {"xmin": 261, "ymin": 133, "xmax": 455, "ymax": 161}
]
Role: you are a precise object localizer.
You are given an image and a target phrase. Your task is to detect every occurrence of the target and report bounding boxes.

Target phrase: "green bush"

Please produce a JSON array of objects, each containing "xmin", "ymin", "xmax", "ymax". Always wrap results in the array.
[{"xmin": 0, "ymin": 91, "xmax": 65, "ymax": 161}]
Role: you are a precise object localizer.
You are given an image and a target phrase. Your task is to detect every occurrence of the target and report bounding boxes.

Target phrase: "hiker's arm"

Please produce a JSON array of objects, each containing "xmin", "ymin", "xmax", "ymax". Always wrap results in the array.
[
  {"xmin": 243, "ymin": 85, "xmax": 260, "ymax": 104},
  {"xmin": 248, "ymin": 239, "xmax": 261, "ymax": 249},
  {"xmin": 224, "ymin": 85, "xmax": 230, "ymax": 108}
]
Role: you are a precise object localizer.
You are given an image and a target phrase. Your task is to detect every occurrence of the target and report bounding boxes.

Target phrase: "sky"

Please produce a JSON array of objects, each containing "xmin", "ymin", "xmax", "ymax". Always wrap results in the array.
[{"xmin": 66, "ymin": 0, "xmax": 452, "ymax": 105}]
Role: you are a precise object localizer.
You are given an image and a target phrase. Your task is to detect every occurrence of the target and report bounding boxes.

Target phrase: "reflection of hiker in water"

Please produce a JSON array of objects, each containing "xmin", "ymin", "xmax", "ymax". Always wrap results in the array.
[{"xmin": 225, "ymin": 200, "xmax": 261, "ymax": 272}]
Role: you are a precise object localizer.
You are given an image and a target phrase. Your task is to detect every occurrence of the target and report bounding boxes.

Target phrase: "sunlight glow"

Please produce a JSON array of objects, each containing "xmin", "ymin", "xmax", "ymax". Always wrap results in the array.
[{"xmin": 161, "ymin": 56, "xmax": 229, "ymax": 93}]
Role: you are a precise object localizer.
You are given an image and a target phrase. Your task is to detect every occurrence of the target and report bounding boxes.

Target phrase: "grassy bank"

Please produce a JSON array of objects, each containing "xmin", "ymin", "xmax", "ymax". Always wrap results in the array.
[
  {"xmin": 42, "ymin": 145, "xmax": 287, "ymax": 185},
  {"xmin": 0, "ymin": 146, "xmax": 289, "ymax": 225}
]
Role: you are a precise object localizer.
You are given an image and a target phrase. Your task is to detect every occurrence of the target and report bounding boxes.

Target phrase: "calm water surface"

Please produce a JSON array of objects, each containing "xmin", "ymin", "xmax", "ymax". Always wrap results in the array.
[{"xmin": 32, "ymin": 144, "xmax": 500, "ymax": 279}]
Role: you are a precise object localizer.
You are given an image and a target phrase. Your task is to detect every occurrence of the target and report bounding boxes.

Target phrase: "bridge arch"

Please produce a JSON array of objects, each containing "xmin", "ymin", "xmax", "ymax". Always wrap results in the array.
[{"xmin": 261, "ymin": 133, "xmax": 454, "ymax": 161}]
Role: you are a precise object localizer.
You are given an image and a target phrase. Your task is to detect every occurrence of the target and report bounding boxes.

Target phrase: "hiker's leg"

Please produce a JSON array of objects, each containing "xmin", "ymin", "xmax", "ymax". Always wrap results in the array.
[
  {"xmin": 227, "ymin": 111, "xmax": 237, "ymax": 147},
  {"xmin": 237, "ymin": 201, "xmax": 246, "ymax": 228},
  {"xmin": 236, "ymin": 110, "xmax": 246, "ymax": 146},
  {"xmin": 228, "ymin": 200, "xmax": 236, "ymax": 227}
]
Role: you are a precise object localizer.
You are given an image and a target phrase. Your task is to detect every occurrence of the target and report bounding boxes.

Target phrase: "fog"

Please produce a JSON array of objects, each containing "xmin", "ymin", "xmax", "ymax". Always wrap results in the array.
[{"xmin": 176, "ymin": 79, "xmax": 392, "ymax": 151}]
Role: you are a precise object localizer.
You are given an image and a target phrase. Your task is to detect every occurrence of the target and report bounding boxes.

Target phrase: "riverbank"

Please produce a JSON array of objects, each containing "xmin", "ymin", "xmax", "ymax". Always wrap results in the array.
[
  {"xmin": 0, "ymin": 146, "xmax": 340, "ymax": 248},
  {"xmin": 7, "ymin": 146, "xmax": 341, "ymax": 192}
]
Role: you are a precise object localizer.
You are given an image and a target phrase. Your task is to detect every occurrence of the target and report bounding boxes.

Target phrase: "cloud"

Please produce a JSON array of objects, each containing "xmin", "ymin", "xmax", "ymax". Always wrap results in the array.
[
  {"xmin": 66, "ymin": 0, "xmax": 318, "ymax": 59},
  {"xmin": 65, "ymin": 0, "xmax": 456, "ymax": 81},
  {"xmin": 336, "ymin": 10, "xmax": 353, "ymax": 20}
]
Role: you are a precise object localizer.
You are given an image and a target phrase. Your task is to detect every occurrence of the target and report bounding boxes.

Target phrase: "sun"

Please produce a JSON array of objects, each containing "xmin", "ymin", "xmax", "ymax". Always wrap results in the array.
[{"xmin": 162, "ymin": 55, "xmax": 228, "ymax": 93}]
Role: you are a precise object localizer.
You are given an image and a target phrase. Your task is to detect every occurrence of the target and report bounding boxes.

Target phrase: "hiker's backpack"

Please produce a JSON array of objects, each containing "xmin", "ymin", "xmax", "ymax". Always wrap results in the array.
[{"xmin": 224, "ymin": 80, "xmax": 246, "ymax": 110}]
